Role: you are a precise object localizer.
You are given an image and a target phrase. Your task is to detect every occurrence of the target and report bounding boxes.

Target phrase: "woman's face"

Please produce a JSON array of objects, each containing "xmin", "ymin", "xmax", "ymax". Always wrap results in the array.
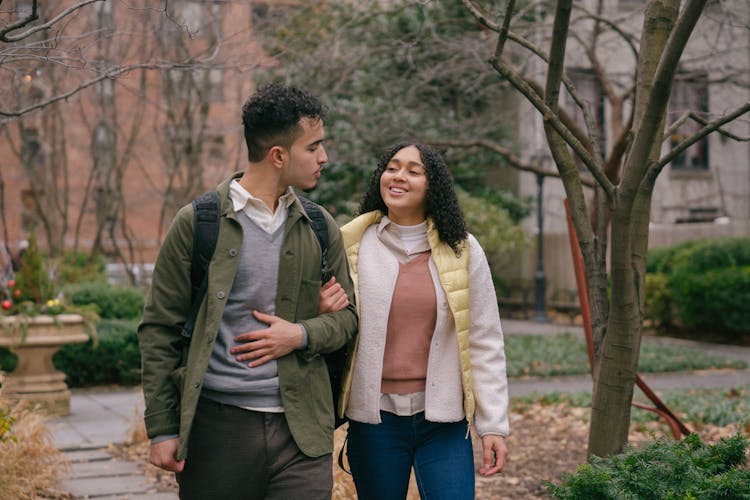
[{"xmin": 379, "ymin": 145, "xmax": 428, "ymax": 226}]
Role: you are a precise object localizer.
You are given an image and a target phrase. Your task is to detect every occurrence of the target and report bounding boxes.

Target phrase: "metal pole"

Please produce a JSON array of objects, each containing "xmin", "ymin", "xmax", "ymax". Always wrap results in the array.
[{"xmin": 533, "ymin": 172, "xmax": 548, "ymax": 322}]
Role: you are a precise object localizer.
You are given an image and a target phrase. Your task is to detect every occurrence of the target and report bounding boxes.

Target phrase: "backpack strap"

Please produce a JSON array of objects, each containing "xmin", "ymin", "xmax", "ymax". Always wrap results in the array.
[
  {"xmin": 181, "ymin": 191, "xmax": 221, "ymax": 341},
  {"xmin": 298, "ymin": 196, "xmax": 331, "ymax": 281}
]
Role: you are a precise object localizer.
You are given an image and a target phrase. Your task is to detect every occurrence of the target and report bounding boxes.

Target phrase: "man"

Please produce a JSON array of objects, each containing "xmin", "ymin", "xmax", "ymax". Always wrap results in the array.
[{"xmin": 138, "ymin": 84, "xmax": 357, "ymax": 499}]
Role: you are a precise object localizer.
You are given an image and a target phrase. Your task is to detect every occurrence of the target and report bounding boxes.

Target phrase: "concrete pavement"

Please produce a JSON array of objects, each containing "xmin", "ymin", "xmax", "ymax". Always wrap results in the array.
[
  {"xmin": 46, "ymin": 319, "xmax": 750, "ymax": 499},
  {"xmin": 48, "ymin": 386, "xmax": 177, "ymax": 499}
]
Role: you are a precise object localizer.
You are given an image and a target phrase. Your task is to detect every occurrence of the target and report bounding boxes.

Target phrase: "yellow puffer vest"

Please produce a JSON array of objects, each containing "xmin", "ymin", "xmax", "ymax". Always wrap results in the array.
[{"xmin": 339, "ymin": 211, "xmax": 475, "ymax": 424}]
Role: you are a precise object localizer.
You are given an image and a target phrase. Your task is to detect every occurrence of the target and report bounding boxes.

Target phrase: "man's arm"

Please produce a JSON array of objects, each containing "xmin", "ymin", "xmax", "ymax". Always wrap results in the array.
[
  {"xmin": 232, "ymin": 209, "xmax": 357, "ymax": 366},
  {"xmin": 137, "ymin": 206, "xmax": 194, "ymax": 439},
  {"xmin": 296, "ymin": 209, "xmax": 358, "ymax": 354}
]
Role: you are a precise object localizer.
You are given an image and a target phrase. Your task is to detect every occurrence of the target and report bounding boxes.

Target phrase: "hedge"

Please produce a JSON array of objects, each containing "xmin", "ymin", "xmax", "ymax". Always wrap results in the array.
[{"xmin": 647, "ymin": 237, "xmax": 750, "ymax": 335}]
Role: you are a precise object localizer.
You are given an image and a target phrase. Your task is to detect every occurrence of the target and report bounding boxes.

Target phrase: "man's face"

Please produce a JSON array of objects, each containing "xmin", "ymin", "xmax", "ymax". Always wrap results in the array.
[{"xmin": 281, "ymin": 117, "xmax": 328, "ymax": 191}]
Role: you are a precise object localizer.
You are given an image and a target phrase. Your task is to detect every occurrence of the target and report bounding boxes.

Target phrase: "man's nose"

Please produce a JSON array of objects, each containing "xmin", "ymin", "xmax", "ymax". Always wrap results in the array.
[{"xmin": 318, "ymin": 146, "xmax": 328, "ymax": 164}]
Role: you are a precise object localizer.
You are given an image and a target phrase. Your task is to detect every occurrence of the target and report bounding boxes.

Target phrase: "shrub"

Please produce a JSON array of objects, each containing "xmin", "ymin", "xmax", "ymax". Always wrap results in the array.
[
  {"xmin": 646, "ymin": 237, "xmax": 750, "ymax": 335},
  {"xmin": 671, "ymin": 265, "xmax": 750, "ymax": 334},
  {"xmin": 644, "ymin": 273, "xmax": 672, "ymax": 328},
  {"xmin": 646, "ymin": 240, "xmax": 701, "ymax": 274},
  {"xmin": 66, "ymin": 283, "xmax": 145, "ymax": 320},
  {"xmin": 547, "ymin": 433, "xmax": 750, "ymax": 499},
  {"xmin": 53, "ymin": 319, "xmax": 141, "ymax": 386},
  {"xmin": 671, "ymin": 237, "xmax": 750, "ymax": 275},
  {"xmin": 55, "ymin": 251, "xmax": 107, "ymax": 285}
]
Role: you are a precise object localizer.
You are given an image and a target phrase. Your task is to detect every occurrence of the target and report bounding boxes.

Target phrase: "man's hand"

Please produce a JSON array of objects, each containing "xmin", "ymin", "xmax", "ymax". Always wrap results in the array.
[
  {"xmin": 149, "ymin": 438, "xmax": 185, "ymax": 473},
  {"xmin": 479, "ymin": 434, "xmax": 508, "ymax": 476},
  {"xmin": 231, "ymin": 310, "xmax": 304, "ymax": 367},
  {"xmin": 318, "ymin": 276, "xmax": 349, "ymax": 315}
]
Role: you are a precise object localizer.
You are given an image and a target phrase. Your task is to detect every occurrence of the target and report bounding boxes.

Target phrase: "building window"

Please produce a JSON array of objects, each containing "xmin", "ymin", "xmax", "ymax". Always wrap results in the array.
[{"xmin": 668, "ymin": 73, "xmax": 709, "ymax": 170}]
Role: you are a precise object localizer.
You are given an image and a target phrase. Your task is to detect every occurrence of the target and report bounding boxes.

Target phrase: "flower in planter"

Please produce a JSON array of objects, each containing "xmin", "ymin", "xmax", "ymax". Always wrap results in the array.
[
  {"xmin": 1, "ymin": 235, "xmax": 95, "ymax": 322},
  {"xmin": 2, "ymin": 235, "xmax": 56, "ymax": 317}
]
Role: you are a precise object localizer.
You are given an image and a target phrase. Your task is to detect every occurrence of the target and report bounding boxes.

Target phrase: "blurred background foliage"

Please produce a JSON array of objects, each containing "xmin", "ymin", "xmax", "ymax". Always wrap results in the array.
[{"xmin": 255, "ymin": 0, "xmax": 532, "ymax": 263}]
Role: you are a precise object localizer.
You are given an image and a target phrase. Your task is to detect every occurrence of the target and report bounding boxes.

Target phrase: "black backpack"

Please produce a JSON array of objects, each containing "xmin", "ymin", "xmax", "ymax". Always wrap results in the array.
[{"xmin": 182, "ymin": 191, "xmax": 348, "ymax": 429}]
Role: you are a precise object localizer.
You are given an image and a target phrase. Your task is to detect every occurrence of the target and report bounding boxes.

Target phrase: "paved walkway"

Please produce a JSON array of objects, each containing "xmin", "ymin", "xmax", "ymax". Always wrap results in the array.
[{"xmin": 46, "ymin": 319, "xmax": 750, "ymax": 499}]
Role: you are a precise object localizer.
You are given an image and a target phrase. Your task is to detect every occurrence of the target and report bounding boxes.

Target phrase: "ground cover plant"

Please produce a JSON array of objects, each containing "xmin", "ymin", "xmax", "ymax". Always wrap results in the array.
[
  {"xmin": 517, "ymin": 385, "xmax": 750, "ymax": 429},
  {"xmin": 505, "ymin": 333, "xmax": 746, "ymax": 377}
]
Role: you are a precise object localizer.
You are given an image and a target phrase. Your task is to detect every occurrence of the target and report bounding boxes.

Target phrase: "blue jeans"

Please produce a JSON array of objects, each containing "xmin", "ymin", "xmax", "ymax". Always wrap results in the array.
[{"xmin": 346, "ymin": 411, "xmax": 474, "ymax": 500}]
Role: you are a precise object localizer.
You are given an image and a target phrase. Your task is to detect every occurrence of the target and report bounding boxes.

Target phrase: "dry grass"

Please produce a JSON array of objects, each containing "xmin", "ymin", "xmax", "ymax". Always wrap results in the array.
[{"xmin": 0, "ymin": 399, "xmax": 72, "ymax": 500}]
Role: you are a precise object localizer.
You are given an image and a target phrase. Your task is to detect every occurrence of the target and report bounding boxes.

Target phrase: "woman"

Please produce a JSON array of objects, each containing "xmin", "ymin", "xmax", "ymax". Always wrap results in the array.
[{"xmin": 333, "ymin": 142, "xmax": 509, "ymax": 499}]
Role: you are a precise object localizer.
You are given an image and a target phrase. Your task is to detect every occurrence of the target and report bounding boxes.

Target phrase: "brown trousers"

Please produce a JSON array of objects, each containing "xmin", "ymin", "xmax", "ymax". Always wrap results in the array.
[{"xmin": 177, "ymin": 398, "xmax": 332, "ymax": 500}]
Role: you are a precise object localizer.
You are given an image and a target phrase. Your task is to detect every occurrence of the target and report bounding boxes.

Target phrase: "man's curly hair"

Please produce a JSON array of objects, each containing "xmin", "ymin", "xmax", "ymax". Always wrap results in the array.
[
  {"xmin": 241, "ymin": 84, "xmax": 327, "ymax": 162},
  {"xmin": 359, "ymin": 142, "xmax": 468, "ymax": 254}
]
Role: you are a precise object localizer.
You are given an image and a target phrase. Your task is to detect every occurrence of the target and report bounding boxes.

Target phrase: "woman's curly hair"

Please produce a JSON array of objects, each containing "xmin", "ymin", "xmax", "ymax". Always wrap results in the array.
[{"xmin": 359, "ymin": 142, "xmax": 468, "ymax": 254}]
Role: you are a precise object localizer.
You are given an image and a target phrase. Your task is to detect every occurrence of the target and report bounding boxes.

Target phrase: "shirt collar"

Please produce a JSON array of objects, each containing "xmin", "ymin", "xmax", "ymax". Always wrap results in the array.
[{"xmin": 229, "ymin": 180, "xmax": 296, "ymax": 214}]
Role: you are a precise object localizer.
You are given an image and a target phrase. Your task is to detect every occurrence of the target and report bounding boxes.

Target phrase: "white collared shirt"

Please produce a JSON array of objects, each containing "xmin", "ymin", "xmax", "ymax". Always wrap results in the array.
[{"xmin": 229, "ymin": 180, "xmax": 297, "ymax": 234}]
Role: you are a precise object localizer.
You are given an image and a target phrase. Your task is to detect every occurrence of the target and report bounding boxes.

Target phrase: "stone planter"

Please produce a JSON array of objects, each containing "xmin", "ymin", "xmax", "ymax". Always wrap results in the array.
[{"xmin": 0, "ymin": 313, "xmax": 90, "ymax": 416}]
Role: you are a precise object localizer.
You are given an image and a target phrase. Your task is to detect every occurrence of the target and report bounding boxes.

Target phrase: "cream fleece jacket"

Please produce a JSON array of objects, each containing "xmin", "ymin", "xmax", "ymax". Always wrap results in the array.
[{"xmin": 340, "ymin": 212, "xmax": 510, "ymax": 437}]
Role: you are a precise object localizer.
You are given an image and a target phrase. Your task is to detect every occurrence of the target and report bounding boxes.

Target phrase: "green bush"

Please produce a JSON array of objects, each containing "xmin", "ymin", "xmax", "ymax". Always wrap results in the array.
[
  {"xmin": 66, "ymin": 283, "xmax": 145, "ymax": 320},
  {"xmin": 52, "ymin": 319, "xmax": 141, "ymax": 386},
  {"xmin": 547, "ymin": 433, "xmax": 750, "ymax": 499},
  {"xmin": 671, "ymin": 238, "xmax": 750, "ymax": 275},
  {"xmin": 644, "ymin": 273, "xmax": 672, "ymax": 327},
  {"xmin": 55, "ymin": 251, "xmax": 107, "ymax": 285},
  {"xmin": 646, "ymin": 237, "xmax": 750, "ymax": 335},
  {"xmin": 646, "ymin": 240, "xmax": 701, "ymax": 274},
  {"xmin": 671, "ymin": 265, "xmax": 750, "ymax": 334}
]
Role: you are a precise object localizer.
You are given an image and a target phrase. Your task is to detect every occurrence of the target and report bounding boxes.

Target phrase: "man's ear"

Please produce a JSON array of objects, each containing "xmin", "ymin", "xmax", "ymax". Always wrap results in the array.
[{"xmin": 268, "ymin": 146, "xmax": 287, "ymax": 168}]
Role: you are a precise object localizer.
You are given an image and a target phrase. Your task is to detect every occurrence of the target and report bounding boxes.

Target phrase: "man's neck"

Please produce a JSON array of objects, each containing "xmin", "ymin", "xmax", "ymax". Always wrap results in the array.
[{"xmin": 238, "ymin": 165, "xmax": 287, "ymax": 212}]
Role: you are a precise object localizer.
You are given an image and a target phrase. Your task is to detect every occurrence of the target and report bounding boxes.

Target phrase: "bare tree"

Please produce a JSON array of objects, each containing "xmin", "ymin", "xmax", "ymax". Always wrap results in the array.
[
  {"xmin": 461, "ymin": 0, "xmax": 750, "ymax": 457},
  {"xmin": 1, "ymin": 1, "xmax": 257, "ymax": 271}
]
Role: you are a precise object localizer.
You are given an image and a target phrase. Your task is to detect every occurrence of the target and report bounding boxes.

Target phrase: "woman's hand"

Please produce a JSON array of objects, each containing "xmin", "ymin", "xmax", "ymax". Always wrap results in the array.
[
  {"xmin": 479, "ymin": 434, "xmax": 508, "ymax": 476},
  {"xmin": 318, "ymin": 276, "xmax": 349, "ymax": 315}
]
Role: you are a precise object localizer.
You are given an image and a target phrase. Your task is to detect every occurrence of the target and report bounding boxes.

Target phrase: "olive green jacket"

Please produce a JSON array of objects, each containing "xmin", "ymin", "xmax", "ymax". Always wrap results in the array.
[{"xmin": 138, "ymin": 173, "xmax": 358, "ymax": 459}]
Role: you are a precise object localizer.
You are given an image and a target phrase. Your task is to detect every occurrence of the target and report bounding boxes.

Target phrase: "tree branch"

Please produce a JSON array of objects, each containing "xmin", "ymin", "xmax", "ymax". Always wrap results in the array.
[
  {"xmin": 0, "ymin": 0, "xmax": 104, "ymax": 43},
  {"xmin": 489, "ymin": 56, "xmax": 614, "ymax": 198},
  {"xmin": 665, "ymin": 110, "xmax": 750, "ymax": 142},
  {"xmin": 434, "ymin": 137, "xmax": 599, "ymax": 187},
  {"xmin": 619, "ymin": 0, "xmax": 708, "ymax": 198},
  {"xmin": 0, "ymin": 61, "xmax": 253, "ymax": 123},
  {"xmin": 655, "ymin": 101, "xmax": 750, "ymax": 172}
]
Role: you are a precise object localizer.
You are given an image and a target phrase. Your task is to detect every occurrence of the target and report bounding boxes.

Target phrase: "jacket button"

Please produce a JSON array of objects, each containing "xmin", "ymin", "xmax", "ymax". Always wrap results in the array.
[
  {"xmin": 216, "ymin": 291, "xmax": 226, "ymax": 299},
  {"xmin": 229, "ymin": 248, "xmax": 238, "ymax": 257},
  {"xmin": 194, "ymin": 382, "xmax": 200, "ymax": 388}
]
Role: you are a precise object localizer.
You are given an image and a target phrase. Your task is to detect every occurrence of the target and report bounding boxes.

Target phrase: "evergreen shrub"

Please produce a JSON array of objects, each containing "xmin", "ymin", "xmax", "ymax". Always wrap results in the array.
[
  {"xmin": 547, "ymin": 433, "xmax": 750, "ymax": 499},
  {"xmin": 66, "ymin": 283, "xmax": 145, "ymax": 320},
  {"xmin": 53, "ymin": 319, "xmax": 141, "ymax": 386},
  {"xmin": 647, "ymin": 237, "xmax": 750, "ymax": 335}
]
